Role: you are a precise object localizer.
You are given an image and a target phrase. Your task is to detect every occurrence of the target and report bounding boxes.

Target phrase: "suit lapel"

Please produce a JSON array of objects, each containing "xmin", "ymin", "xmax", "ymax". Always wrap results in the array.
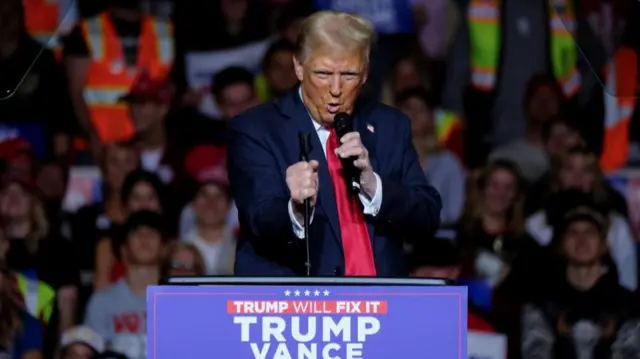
[
  {"xmin": 354, "ymin": 102, "xmax": 379, "ymax": 247},
  {"xmin": 276, "ymin": 92, "xmax": 342, "ymax": 251}
]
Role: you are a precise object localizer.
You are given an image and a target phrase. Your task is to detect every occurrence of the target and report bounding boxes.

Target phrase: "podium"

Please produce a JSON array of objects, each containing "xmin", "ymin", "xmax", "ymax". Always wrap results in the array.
[{"xmin": 147, "ymin": 277, "xmax": 467, "ymax": 358}]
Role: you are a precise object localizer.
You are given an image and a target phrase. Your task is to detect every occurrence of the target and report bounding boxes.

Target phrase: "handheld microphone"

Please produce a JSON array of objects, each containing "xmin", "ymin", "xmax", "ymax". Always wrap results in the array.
[
  {"xmin": 333, "ymin": 113, "xmax": 360, "ymax": 194},
  {"xmin": 298, "ymin": 132, "xmax": 312, "ymax": 276}
]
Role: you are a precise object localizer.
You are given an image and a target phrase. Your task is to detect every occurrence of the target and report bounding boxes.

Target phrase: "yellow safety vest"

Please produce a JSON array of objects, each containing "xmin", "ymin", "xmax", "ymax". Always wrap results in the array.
[
  {"xmin": 16, "ymin": 273, "xmax": 56, "ymax": 324},
  {"xmin": 467, "ymin": 0, "xmax": 580, "ymax": 97},
  {"xmin": 254, "ymin": 73, "xmax": 271, "ymax": 102},
  {"xmin": 600, "ymin": 47, "xmax": 638, "ymax": 174}
]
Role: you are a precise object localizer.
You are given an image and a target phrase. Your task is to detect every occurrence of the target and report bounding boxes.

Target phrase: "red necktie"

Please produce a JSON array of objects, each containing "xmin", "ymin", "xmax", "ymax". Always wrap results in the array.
[{"xmin": 326, "ymin": 129, "xmax": 377, "ymax": 276}]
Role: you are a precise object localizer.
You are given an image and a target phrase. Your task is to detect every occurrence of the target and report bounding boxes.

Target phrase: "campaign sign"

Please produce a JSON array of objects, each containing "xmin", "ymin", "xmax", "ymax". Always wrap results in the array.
[{"xmin": 148, "ymin": 284, "xmax": 467, "ymax": 358}]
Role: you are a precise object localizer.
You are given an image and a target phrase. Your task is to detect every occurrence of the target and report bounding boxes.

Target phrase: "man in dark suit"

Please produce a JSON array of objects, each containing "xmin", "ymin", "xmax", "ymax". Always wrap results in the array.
[{"xmin": 228, "ymin": 11, "xmax": 442, "ymax": 277}]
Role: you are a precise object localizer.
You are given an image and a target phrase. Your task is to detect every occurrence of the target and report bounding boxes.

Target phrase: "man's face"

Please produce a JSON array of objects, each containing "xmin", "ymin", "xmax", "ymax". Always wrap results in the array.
[
  {"xmin": 527, "ymin": 85, "xmax": 560, "ymax": 124},
  {"xmin": 265, "ymin": 50, "xmax": 298, "ymax": 96},
  {"xmin": 126, "ymin": 183, "xmax": 161, "ymax": 213},
  {"xmin": 399, "ymin": 97, "xmax": 434, "ymax": 138},
  {"xmin": 562, "ymin": 220, "xmax": 603, "ymax": 265},
  {"xmin": 294, "ymin": 47, "xmax": 368, "ymax": 126},
  {"xmin": 130, "ymin": 101, "xmax": 169, "ymax": 134},
  {"xmin": 393, "ymin": 60, "xmax": 420, "ymax": 92},
  {"xmin": 218, "ymin": 83, "xmax": 258, "ymax": 120},
  {"xmin": 558, "ymin": 154, "xmax": 596, "ymax": 192},
  {"xmin": 545, "ymin": 123, "xmax": 582, "ymax": 156},
  {"xmin": 193, "ymin": 183, "xmax": 230, "ymax": 227},
  {"xmin": 125, "ymin": 226, "xmax": 163, "ymax": 265}
]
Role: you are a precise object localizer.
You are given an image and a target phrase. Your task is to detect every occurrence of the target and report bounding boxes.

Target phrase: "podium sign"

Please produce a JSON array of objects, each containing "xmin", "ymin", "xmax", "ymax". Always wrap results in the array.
[{"xmin": 148, "ymin": 281, "xmax": 467, "ymax": 358}]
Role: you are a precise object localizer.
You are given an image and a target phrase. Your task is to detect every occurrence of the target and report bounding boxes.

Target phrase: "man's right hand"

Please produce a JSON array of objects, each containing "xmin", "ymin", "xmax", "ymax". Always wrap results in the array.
[{"xmin": 287, "ymin": 160, "xmax": 319, "ymax": 210}]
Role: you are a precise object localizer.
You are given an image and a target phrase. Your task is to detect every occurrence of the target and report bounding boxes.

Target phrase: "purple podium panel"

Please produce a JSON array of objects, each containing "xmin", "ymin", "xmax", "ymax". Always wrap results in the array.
[{"xmin": 147, "ymin": 282, "xmax": 467, "ymax": 359}]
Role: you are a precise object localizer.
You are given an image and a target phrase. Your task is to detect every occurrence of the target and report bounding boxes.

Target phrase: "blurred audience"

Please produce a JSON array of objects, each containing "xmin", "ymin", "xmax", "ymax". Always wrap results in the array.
[
  {"xmin": 488, "ymin": 75, "xmax": 565, "ymax": 183},
  {"xmin": 0, "ymin": 262, "xmax": 43, "ymax": 359},
  {"xmin": 397, "ymin": 87, "xmax": 465, "ymax": 226},
  {"xmin": 84, "ymin": 211, "xmax": 165, "ymax": 359},
  {"xmin": 1, "ymin": 172, "xmax": 79, "ymax": 340},
  {"xmin": 255, "ymin": 39, "xmax": 298, "ymax": 102},
  {"xmin": 526, "ymin": 156, "xmax": 638, "ymax": 290},
  {"xmin": 163, "ymin": 242, "xmax": 205, "ymax": 277},
  {"xmin": 93, "ymin": 170, "xmax": 166, "ymax": 291},
  {"xmin": 456, "ymin": 160, "xmax": 536, "ymax": 295},
  {"xmin": 521, "ymin": 207, "xmax": 640, "ymax": 358},
  {"xmin": 411, "ymin": 239, "xmax": 496, "ymax": 333},
  {"xmin": 59, "ymin": 326, "xmax": 104, "ymax": 359},
  {"xmin": 0, "ymin": 0, "xmax": 75, "ymax": 154},
  {"xmin": 63, "ymin": 0, "xmax": 174, "ymax": 147}
]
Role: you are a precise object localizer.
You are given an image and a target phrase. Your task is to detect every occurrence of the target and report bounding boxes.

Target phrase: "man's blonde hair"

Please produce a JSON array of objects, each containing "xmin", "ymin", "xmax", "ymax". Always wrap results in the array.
[{"xmin": 296, "ymin": 11, "xmax": 376, "ymax": 65}]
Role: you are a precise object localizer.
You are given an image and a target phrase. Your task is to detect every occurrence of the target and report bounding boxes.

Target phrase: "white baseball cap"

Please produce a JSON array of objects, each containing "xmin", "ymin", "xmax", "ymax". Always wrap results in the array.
[{"xmin": 61, "ymin": 326, "xmax": 105, "ymax": 353}]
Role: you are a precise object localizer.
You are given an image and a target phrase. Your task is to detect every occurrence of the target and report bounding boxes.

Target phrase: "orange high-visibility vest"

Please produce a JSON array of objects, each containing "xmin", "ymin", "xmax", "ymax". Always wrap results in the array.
[
  {"xmin": 467, "ymin": 0, "xmax": 581, "ymax": 98},
  {"xmin": 23, "ymin": 0, "xmax": 77, "ymax": 60},
  {"xmin": 81, "ymin": 13, "xmax": 174, "ymax": 143},
  {"xmin": 600, "ymin": 47, "xmax": 638, "ymax": 174}
]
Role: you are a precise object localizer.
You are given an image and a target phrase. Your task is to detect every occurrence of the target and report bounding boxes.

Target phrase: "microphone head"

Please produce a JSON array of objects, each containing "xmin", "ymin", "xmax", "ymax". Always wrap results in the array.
[{"xmin": 333, "ymin": 112, "xmax": 352, "ymax": 136}]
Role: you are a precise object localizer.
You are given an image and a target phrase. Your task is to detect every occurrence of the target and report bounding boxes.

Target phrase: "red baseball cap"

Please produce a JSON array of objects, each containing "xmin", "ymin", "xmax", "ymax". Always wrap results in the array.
[
  {"xmin": 0, "ymin": 138, "xmax": 32, "ymax": 163},
  {"xmin": 121, "ymin": 72, "xmax": 174, "ymax": 104},
  {"xmin": 184, "ymin": 145, "xmax": 229, "ymax": 188}
]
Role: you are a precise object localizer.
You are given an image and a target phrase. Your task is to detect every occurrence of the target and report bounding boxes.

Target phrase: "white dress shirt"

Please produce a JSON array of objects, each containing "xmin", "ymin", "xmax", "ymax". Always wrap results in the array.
[{"xmin": 287, "ymin": 115, "xmax": 383, "ymax": 239}]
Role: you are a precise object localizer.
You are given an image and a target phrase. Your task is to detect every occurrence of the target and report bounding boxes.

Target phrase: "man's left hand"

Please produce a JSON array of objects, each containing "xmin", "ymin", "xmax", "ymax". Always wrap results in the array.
[{"xmin": 335, "ymin": 132, "xmax": 377, "ymax": 197}]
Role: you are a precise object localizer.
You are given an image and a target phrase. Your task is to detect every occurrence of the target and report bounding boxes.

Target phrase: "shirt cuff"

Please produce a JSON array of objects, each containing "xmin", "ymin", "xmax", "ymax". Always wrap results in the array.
[
  {"xmin": 288, "ymin": 200, "xmax": 315, "ymax": 239},
  {"xmin": 359, "ymin": 172, "xmax": 382, "ymax": 217}
]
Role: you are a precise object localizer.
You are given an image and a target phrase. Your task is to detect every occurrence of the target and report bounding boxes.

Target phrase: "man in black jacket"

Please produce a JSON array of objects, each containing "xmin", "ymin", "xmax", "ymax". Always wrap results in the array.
[{"xmin": 521, "ymin": 207, "xmax": 640, "ymax": 359}]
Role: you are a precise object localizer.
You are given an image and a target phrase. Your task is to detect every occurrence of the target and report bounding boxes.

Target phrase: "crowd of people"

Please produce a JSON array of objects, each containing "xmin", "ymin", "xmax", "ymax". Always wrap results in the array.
[{"xmin": 1, "ymin": 0, "xmax": 640, "ymax": 358}]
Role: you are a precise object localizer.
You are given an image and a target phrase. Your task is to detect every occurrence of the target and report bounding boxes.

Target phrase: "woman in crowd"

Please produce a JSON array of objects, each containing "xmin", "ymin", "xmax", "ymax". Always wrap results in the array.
[
  {"xmin": 1, "ymin": 174, "xmax": 78, "ymax": 339},
  {"xmin": 0, "ymin": 264, "xmax": 43, "ymax": 359},
  {"xmin": 396, "ymin": 87, "xmax": 465, "ymax": 226},
  {"xmin": 456, "ymin": 160, "xmax": 539, "ymax": 292},
  {"xmin": 71, "ymin": 143, "xmax": 139, "ymax": 288},
  {"xmin": 457, "ymin": 161, "xmax": 548, "ymax": 359},
  {"xmin": 94, "ymin": 170, "xmax": 168, "ymax": 290},
  {"xmin": 526, "ymin": 146, "xmax": 637, "ymax": 291},
  {"xmin": 163, "ymin": 242, "xmax": 206, "ymax": 277}
]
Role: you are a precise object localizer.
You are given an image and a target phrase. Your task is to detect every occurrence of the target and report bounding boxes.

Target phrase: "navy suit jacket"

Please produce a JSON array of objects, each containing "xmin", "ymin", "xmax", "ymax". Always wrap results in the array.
[{"xmin": 228, "ymin": 91, "xmax": 442, "ymax": 277}]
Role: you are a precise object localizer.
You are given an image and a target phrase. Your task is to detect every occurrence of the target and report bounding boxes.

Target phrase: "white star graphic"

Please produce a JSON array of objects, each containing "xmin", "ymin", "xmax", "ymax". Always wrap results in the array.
[
  {"xmin": 323, "ymin": 290, "xmax": 330, "ymax": 296},
  {"xmin": 304, "ymin": 290, "xmax": 311, "ymax": 296},
  {"xmin": 294, "ymin": 290, "xmax": 301, "ymax": 296},
  {"xmin": 284, "ymin": 290, "xmax": 291, "ymax": 296},
  {"xmin": 314, "ymin": 290, "xmax": 320, "ymax": 296}
]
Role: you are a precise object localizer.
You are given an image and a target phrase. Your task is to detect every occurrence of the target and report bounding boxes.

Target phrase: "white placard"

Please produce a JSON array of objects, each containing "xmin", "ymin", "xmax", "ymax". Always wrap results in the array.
[
  {"xmin": 185, "ymin": 38, "xmax": 274, "ymax": 118},
  {"xmin": 62, "ymin": 166, "xmax": 103, "ymax": 213},
  {"xmin": 468, "ymin": 331, "xmax": 507, "ymax": 359}
]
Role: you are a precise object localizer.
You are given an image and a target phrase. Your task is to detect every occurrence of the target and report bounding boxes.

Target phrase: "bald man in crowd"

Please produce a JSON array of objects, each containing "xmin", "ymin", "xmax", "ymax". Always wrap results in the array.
[{"xmin": 228, "ymin": 11, "xmax": 442, "ymax": 277}]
